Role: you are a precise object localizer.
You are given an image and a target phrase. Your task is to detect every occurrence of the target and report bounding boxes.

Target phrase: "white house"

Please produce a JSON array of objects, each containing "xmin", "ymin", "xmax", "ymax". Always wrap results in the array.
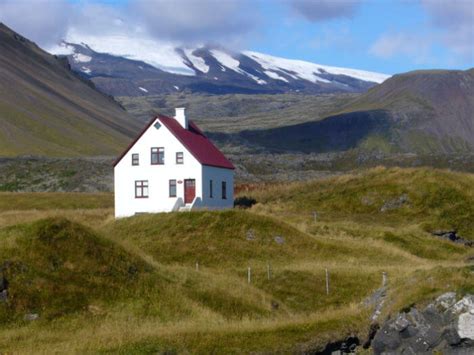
[{"xmin": 114, "ymin": 108, "xmax": 235, "ymax": 218}]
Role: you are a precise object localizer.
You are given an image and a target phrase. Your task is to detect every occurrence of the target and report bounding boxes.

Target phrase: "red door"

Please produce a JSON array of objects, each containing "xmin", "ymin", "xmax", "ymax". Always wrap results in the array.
[{"xmin": 184, "ymin": 179, "xmax": 196, "ymax": 204}]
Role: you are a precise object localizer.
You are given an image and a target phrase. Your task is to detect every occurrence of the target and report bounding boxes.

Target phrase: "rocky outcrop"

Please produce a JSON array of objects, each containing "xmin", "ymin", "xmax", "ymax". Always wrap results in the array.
[
  {"xmin": 372, "ymin": 293, "xmax": 474, "ymax": 354},
  {"xmin": 431, "ymin": 230, "xmax": 473, "ymax": 247}
]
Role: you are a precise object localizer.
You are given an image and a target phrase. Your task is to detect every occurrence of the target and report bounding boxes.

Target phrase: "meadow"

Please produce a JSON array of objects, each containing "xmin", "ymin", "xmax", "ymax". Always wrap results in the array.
[{"xmin": 0, "ymin": 167, "xmax": 472, "ymax": 353}]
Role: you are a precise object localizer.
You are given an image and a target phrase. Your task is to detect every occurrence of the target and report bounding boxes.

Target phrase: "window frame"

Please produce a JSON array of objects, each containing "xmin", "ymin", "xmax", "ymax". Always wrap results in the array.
[
  {"xmin": 151, "ymin": 147, "xmax": 164, "ymax": 165},
  {"xmin": 169, "ymin": 179, "xmax": 177, "ymax": 198},
  {"xmin": 221, "ymin": 181, "xmax": 227, "ymax": 200},
  {"xmin": 131, "ymin": 153, "xmax": 139, "ymax": 166},
  {"xmin": 176, "ymin": 152, "xmax": 184, "ymax": 164},
  {"xmin": 210, "ymin": 179, "xmax": 213, "ymax": 198},
  {"xmin": 135, "ymin": 180, "xmax": 149, "ymax": 199}
]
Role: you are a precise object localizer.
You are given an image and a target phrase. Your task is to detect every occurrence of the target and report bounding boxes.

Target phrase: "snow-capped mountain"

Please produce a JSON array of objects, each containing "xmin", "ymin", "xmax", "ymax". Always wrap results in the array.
[{"xmin": 51, "ymin": 40, "xmax": 390, "ymax": 96}]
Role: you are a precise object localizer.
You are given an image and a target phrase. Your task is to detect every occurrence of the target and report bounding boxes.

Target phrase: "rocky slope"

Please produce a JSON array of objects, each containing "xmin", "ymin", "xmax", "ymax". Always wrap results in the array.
[
  {"xmin": 0, "ymin": 23, "xmax": 141, "ymax": 157},
  {"xmin": 52, "ymin": 41, "xmax": 389, "ymax": 96}
]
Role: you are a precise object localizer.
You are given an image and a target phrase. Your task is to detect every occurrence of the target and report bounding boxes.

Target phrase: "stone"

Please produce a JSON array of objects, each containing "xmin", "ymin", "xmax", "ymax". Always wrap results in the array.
[
  {"xmin": 274, "ymin": 236, "xmax": 285, "ymax": 244},
  {"xmin": 24, "ymin": 313, "xmax": 39, "ymax": 321},
  {"xmin": 380, "ymin": 194, "xmax": 410, "ymax": 212},
  {"xmin": 458, "ymin": 312, "xmax": 474, "ymax": 340},
  {"xmin": 443, "ymin": 326, "xmax": 461, "ymax": 346},
  {"xmin": 246, "ymin": 229, "xmax": 255, "ymax": 241},
  {"xmin": 372, "ymin": 294, "xmax": 474, "ymax": 354},
  {"xmin": 436, "ymin": 292, "xmax": 457, "ymax": 310}
]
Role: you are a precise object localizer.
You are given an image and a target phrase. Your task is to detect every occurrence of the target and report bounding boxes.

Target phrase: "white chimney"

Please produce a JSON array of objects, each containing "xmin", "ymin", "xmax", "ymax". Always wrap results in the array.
[{"xmin": 174, "ymin": 107, "xmax": 188, "ymax": 129}]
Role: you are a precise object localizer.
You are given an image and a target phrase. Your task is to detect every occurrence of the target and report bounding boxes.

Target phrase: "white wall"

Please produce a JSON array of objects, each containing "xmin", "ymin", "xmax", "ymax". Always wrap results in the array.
[
  {"xmin": 114, "ymin": 117, "xmax": 235, "ymax": 217},
  {"xmin": 201, "ymin": 165, "xmax": 234, "ymax": 209},
  {"xmin": 114, "ymin": 117, "xmax": 202, "ymax": 217}
]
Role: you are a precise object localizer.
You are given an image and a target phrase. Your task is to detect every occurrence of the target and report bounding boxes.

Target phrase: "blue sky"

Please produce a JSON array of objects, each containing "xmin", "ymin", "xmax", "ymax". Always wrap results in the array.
[{"xmin": 1, "ymin": 0, "xmax": 473, "ymax": 74}]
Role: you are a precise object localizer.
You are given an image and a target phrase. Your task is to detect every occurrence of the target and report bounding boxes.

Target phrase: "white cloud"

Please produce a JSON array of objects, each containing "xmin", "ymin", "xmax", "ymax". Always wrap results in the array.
[
  {"xmin": 0, "ymin": 0, "xmax": 71, "ymax": 47},
  {"xmin": 130, "ymin": 0, "xmax": 257, "ymax": 45},
  {"xmin": 421, "ymin": 0, "xmax": 474, "ymax": 59},
  {"xmin": 369, "ymin": 32, "xmax": 434, "ymax": 63}
]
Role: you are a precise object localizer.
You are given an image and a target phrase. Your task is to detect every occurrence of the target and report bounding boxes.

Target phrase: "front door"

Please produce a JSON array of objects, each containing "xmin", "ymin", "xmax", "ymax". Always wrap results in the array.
[{"xmin": 184, "ymin": 179, "xmax": 196, "ymax": 204}]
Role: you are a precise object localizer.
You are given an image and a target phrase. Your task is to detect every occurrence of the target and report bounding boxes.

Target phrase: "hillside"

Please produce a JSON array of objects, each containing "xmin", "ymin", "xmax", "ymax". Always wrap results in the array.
[
  {"xmin": 52, "ymin": 41, "xmax": 388, "ymax": 96},
  {"xmin": 0, "ymin": 168, "xmax": 472, "ymax": 352},
  {"xmin": 0, "ymin": 23, "xmax": 141, "ymax": 157},
  {"xmin": 238, "ymin": 69, "xmax": 474, "ymax": 154}
]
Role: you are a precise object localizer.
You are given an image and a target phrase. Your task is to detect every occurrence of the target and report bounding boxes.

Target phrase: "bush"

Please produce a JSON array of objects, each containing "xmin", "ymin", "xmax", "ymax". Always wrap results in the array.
[{"xmin": 234, "ymin": 196, "xmax": 257, "ymax": 209}]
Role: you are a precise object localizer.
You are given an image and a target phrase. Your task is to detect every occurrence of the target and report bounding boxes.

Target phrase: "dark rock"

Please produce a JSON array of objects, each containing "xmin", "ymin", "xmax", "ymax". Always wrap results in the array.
[
  {"xmin": 0, "ymin": 276, "xmax": 8, "ymax": 291},
  {"xmin": 0, "ymin": 290, "xmax": 7, "ymax": 302},
  {"xmin": 316, "ymin": 336, "xmax": 360, "ymax": 354},
  {"xmin": 430, "ymin": 230, "xmax": 473, "ymax": 247},
  {"xmin": 372, "ymin": 293, "xmax": 474, "ymax": 354},
  {"xmin": 271, "ymin": 300, "xmax": 279, "ymax": 310}
]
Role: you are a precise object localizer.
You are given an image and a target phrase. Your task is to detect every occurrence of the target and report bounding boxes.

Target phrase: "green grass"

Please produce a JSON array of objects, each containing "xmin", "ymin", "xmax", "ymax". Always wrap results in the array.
[
  {"xmin": 0, "ymin": 167, "xmax": 472, "ymax": 353},
  {"xmin": 0, "ymin": 192, "xmax": 113, "ymax": 211}
]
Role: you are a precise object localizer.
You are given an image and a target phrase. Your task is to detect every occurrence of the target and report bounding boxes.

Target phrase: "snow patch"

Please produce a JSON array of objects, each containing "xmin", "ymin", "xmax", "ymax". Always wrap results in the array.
[
  {"xmin": 73, "ymin": 53, "xmax": 92, "ymax": 63},
  {"xmin": 264, "ymin": 70, "xmax": 289, "ymax": 83},
  {"xmin": 81, "ymin": 66, "xmax": 91, "ymax": 74},
  {"xmin": 174, "ymin": 86, "xmax": 179, "ymax": 90},
  {"xmin": 138, "ymin": 87, "xmax": 148, "ymax": 93},
  {"xmin": 245, "ymin": 51, "xmax": 390, "ymax": 84},
  {"xmin": 183, "ymin": 49, "xmax": 209, "ymax": 74},
  {"xmin": 58, "ymin": 30, "xmax": 195, "ymax": 76},
  {"xmin": 211, "ymin": 49, "xmax": 267, "ymax": 85}
]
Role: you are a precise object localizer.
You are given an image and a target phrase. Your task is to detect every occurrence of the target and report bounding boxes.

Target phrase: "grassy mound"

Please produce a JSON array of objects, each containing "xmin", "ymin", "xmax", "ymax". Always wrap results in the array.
[{"xmin": 0, "ymin": 218, "xmax": 171, "ymax": 322}]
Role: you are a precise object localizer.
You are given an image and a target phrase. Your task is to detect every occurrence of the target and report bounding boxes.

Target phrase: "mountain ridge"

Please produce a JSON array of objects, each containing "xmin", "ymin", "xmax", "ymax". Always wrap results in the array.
[
  {"xmin": 237, "ymin": 68, "xmax": 474, "ymax": 154},
  {"xmin": 52, "ymin": 40, "xmax": 389, "ymax": 96}
]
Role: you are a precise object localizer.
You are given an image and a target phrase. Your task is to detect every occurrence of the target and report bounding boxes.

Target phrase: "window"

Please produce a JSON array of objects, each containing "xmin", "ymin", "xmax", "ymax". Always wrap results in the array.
[
  {"xmin": 209, "ymin": 180, "xmax": 213, "ymax": 198},
  {"xmin": 135, "ymin": 180, "xmax": 148, "ymax": 198},
  {"xmin": 221, "ymin": 181, "xmax": 227, "ymax": 200},
  {"xmin": 132, "ymin": 153, "xmax": 139, "ymax": 166},
  {"xmin": 169, "ymin": 179, "xmax": 177, "ymax": 197},
  {"xmin": 176, "ymin": 152, "xmax": 184, "ymax": 164},
  {"xmin": 151, "ymin": 147, "xmax": 164, "ymax": 165}
]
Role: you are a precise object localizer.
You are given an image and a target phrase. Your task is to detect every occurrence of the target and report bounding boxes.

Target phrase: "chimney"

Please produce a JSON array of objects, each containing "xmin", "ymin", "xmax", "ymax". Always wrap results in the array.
[{"xmin": 174, "ymin": 107, "xmax": 187, "ymax": 129}]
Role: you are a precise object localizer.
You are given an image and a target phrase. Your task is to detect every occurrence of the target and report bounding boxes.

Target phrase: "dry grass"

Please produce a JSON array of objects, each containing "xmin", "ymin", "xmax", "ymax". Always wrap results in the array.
[{"xmin": 0, "ymin": 167, "xmax": 472, "ymax": 353}]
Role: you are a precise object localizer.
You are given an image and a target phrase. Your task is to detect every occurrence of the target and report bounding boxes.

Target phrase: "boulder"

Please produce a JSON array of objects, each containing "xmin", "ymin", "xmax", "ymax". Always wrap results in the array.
[{"xmin": 372, "ymin": 293, "xmax": 474, "ymax": 354}]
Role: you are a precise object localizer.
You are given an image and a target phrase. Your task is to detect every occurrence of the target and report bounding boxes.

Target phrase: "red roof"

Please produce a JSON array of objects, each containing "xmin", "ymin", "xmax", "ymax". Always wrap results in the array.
[{"xmin": 113, "ymin": 115, "xmax": 235, "ymax": 170}]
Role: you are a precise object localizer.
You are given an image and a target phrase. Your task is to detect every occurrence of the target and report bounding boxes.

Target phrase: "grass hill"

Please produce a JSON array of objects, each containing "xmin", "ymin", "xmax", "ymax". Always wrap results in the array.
[
  {"xmin": 0, "ymin": 168, "xmax": 472, "ymax": 353},
  {"xmin": 0, "ymin": 23, "xmax": 141, "ymax": 157}
]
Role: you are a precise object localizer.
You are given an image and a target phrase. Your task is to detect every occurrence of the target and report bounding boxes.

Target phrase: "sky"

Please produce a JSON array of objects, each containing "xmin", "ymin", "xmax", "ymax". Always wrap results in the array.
[{"xmin": 0, "ymin": 0, "xmax": 473, "ymax": 75}]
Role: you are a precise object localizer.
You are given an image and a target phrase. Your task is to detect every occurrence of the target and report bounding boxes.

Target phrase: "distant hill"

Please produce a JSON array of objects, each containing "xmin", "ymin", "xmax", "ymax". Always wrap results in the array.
[
  {"xmin": 51, "ymin": 41, "xmax": 389, "ymax": 96},
  {"xmin": 239, "ymin": 69, "xmax": 474, "ymax": 154},
  {"xmin": 0, "ymin": 24, "xmax": 141, "ymax": 157}
]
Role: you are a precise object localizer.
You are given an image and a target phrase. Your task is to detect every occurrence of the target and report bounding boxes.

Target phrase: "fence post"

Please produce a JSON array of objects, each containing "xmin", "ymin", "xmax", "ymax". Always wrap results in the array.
[
  {"xmin": 325, "ymin": 268, "xmax": 330, "ymax": 295},
  {"xmin": 196, "ymin": 262, "xmax": 199, "ymax": 271},
  {"xmin": 248, "ymin": 266, "xmax": 251, "ymax": 284},
  {"xmin": 313, "ymin": 211, "xmax": 318, "ymax": 222},
  {"xmin": 382, "ymin": 272, "xmax": 387, "ymax": 287}
]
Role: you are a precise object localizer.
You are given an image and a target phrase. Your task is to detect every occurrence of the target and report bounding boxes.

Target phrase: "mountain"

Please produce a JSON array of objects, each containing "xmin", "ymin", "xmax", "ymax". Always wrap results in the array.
[
  {"xmin": 51, "ymin": 41, "xmax": 389, "ymax": 96},
  {"xmin": 237, "ymin": 69, "xmax": 474, "ymax": 154},
  {"xmin": 0, "ymin": 23, "xmax": 141, "ymax": 157}
]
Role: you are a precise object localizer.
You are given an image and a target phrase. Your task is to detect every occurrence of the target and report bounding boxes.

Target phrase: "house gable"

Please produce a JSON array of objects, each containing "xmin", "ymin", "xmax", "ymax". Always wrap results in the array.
[{"xmin": 114, "ymin": 114, "xmax": 234, "ymax": 170}]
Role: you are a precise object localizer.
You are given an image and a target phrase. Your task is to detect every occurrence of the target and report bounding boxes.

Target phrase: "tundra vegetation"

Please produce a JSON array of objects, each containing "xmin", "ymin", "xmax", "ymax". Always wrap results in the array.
[{"xmin": 0, "ymin": 167, "xmax": 472, "ymax": 353}]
